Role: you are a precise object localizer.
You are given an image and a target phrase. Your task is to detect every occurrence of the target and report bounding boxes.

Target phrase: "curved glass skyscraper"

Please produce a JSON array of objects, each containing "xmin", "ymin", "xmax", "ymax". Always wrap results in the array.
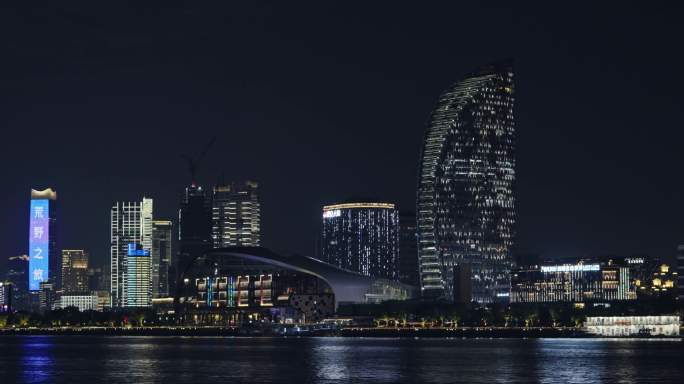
[{"xmin": 417, "ymin": 61, "xmax": 515, "ymax": 303}]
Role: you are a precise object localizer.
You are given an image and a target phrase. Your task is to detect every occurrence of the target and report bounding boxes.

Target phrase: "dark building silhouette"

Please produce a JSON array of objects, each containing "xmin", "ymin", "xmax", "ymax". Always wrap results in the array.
[
  {"xmin": 87, "ymin": 267, "xmax": 106, "ymax": 291},
  {"xmin": 398, "ymin": 211, "xmax": 419, "ymax": 286},
  {"xmin": 152, "ymin": 220, "xmax": 173, "ymax": 298},
  {"xmin": 514, "ymin": 253, "xmax": 541, "ymax": 267},
  {"xmin": 417, "ymin": 61, "xmax": 516, "ymax": 303},
  {"xmin": 676, "ymin": 245, "xmax": 684, "ymax": 301},
  {"xmin": 453, "ymin": 263, "xmax": 472, "ymax": 303},
  {"xmin": 5, "ymin": 255, "xmax": 29, "ymax": 311},
  {"xmin": 177, "ymin": 184, "xmax": 212, "ymax": 294}
]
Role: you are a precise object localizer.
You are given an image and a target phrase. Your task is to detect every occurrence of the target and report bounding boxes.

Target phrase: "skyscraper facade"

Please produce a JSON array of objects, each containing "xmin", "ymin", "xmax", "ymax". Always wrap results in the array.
[
  {"xmin": 110, "ymin": 198, "xmax": 153, "ymax": 307},
  {"xmin": 212, "ymin": 181, "xmax": 261, "ymax": 248},
  {"xmin": 28, "ymin": 188, "xmax": 58, "ymax": 291},
  {"xmin": 398, "ymin": 211, "xmax": 419, "ymax": 286},
  {"xmin": 321, "ymin": 202, "xmax": 399, "ymax": 280},
  {"xmin": 152, "ymin": 220, "xmax": 173, "ymax": 298},
  {"xmin": 6, "ymin": 255, "xmax": 29, "ymax": 311},
  {"xmin": 417, "ymin": 61, "xmax": 516, "ymax": 303},
  {"xmin": 178, "ymin": 185, "xmax": 211, "ymax": 284},
  {"xmin": 677, "ymin": 245, "xmax": 684, "ymax": 301},
  {"xmin": 125, "ymin": 243, "xmax": 152, "ymax": 307},
  {"xmin": 61, "ymin": 249, "xmax": 89, "ymax": 294}
]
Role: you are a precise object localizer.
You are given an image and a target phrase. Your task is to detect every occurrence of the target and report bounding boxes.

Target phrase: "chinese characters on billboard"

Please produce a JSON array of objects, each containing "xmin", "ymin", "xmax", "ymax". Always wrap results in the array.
[{"xmin": 29, "ymin": 199, "xmax": 50, "ymax": 290}]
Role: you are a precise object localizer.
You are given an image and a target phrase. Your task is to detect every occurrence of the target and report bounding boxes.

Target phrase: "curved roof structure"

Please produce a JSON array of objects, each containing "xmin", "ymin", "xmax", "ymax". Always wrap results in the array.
[
  {"xmin": 31, "ymin": 188, "xmax": 57, "ymax": 200},
  {"xmin": 205, "ymin": 246, "xmax": 415, "ymax": 305}
]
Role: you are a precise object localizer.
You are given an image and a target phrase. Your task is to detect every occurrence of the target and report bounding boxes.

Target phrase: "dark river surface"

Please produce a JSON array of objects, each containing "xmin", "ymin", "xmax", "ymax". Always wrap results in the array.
[{"xmin": 0, "ymin": 336, "xmax": 681, "ymax": 383}]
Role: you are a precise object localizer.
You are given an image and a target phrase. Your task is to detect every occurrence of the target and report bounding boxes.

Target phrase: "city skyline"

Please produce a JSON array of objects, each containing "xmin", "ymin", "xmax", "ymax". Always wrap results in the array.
[
  {"xmin": 2, "ymin": 3, "xmax": 684, "ymax": 271},
  {"xmin": 1, "ymin": 4, "xmax": 683, "ymax": 382}
]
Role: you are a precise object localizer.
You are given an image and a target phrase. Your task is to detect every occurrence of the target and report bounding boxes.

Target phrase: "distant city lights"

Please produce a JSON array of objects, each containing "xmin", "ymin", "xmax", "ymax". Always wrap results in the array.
[{"xmin": 540, "ymin": 264, "xmax": 600, "ymax": 273}]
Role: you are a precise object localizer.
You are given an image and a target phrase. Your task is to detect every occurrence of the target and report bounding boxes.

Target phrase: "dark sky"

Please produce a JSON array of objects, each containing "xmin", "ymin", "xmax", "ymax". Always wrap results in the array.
[{"xmin": 1, "ymin": 2, "xmax": 683, "ymax": 271}]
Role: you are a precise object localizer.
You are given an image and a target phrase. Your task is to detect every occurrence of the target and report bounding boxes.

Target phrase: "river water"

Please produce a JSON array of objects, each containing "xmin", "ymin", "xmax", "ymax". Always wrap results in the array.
[{"xmin": 0, "ymin": 336, "xmax": 681, "ymax": 383}]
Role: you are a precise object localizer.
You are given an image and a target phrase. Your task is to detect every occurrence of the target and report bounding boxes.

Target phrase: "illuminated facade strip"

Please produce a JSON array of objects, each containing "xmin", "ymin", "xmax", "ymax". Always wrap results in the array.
[
  {"xmin": 321, "ymin": 202, "xmax": 399, "ymax": 280},
  {"xmin": 323, "ymin": 203, "xmax": 395, "ymax": 211}
]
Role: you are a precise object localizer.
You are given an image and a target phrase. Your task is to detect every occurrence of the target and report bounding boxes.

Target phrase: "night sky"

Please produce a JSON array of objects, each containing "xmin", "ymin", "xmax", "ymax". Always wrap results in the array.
[{"xmin": 1, "ymin": 3, "xmax": 683, "ymax": 271}]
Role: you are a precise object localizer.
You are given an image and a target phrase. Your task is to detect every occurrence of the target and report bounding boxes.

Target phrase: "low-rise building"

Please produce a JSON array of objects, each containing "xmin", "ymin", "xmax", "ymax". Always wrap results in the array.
[
  {"xmin": 187, "ymin": 247, "xmax": 416, "ymax": 325},
  {"xmin": 511, "ymin": 261, "xmax": 635, "ymax": 303},
  {"xmin": 585, "ymin": 316, "xmax": 680, "ymax": 337},
  {"xmin": 56, "ymin": 294, "xmax": 98, "ymax": 312}
]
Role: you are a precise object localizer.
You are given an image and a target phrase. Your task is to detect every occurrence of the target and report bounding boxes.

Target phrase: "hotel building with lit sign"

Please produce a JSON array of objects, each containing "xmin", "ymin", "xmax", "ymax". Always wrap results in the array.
[
  {"xmin": 321, "ymin": 202, "xmax": 399, "ymax": 280},
  {"xmin": 511, "ymin": 261, "xmax": 634, "ymax": 303}
]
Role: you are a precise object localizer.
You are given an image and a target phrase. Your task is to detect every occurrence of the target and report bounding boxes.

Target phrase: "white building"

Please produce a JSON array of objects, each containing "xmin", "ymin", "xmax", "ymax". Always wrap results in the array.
[
  {"xmin": 110, "ymin": 198, "xmax": 153, "ymax": 307},
  {"xmin": 56, "ymin": 294, "xmax": 98, "ymax": 312},
  {"xmin": 586, "ymin": 316, "xmax": 680, "ymax": 337}
]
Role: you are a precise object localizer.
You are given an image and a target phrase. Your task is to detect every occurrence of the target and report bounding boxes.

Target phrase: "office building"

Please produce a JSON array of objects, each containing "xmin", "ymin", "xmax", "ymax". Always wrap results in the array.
[
  {"xmin": 61, "ymin": 249, "xmax": 89, "ymax": 294},
  {"xmin": 178, "ymin": 185, "xmax": 211, "ymax": 284},
  {"xmin": 110, "ymin": 198, "xmax": 153, "ymax": 307},
  {"xmin": 125, "ymin": 243, "xmax": 152, "ymax": 307},
  {"xmin": 0, "ymin": 282, "xmax": 13, "ymax": 312},
  {"xmin": 56, "ymin": 294, "xmax": 98, "ymax": 312},
  {"xmin": 94, "ymin": 290, "xmax": 111, "ymax": 311},
  {"xmin": 398, "ymin": 211, "xmax": 419, "ymax": 286},
  {"xmin": 39, "ymin": 281, "xmax": 55, "ymax": 312},
  {"xmin": 28, "ymin": 188, "xmax": 59, "ymax": 291},
  {"xmin": 152, "ymin": 220, "xmax": 173, "ymax": 298},
  {"xmin": 321, "ymin": 202, "xmax": 399, "ymax": 280},
  {"xmin": 510, "ymin": 262, "xmax": 634, "ymax": 303},
  {"xmin": 6, "ymin": 255, "xmax": 29, "ymax": 311},
  {"xmin": 453, "ymin": 263, "xmax": 473, "ymax": 303},
  {"xmin": 417, "ymin": 61, "xmax": 516, "ymax": 302},
  {"xmin": 87, "ymin": 267, "xmax": 107, "ymax": 292},
  {"xmin": 212, "ymin": 181, "xmax": 261, "ymax": 248}
]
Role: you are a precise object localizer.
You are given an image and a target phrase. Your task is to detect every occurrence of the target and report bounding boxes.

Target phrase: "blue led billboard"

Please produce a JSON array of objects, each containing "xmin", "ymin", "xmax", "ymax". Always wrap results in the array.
[
  {"xmin": 29, "ymin": 199, "xmax": 50, "ymax": 291},
  {"xmin": 127, "ymin": 243, "xmax": 150, "ymax": 256}
]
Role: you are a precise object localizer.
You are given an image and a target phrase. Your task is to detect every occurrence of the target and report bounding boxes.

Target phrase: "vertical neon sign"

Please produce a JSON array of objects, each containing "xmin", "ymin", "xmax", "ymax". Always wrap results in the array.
[{"xmin": 29, "ymin": 199, "xmax": 50, "ymax": 290}]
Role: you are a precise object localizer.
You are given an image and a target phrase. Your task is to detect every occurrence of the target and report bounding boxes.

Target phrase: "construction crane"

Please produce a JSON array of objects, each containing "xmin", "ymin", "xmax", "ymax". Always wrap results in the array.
[{"xmin": 180, "ymin": 136, "xmax": 216, "ymax": 185}]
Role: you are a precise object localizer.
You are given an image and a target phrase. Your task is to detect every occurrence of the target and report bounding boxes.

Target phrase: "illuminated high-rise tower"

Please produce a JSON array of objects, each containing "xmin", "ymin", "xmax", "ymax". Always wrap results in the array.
[
  {"xmin": 28, "ymin": 188, "xmax": 58, "ymax": 291},
  {"xmin": 61, "ymin": 249, "xmax": 89, "ymax": 294},
  {"xmin": 110, "ymin": 198, "xmax": 153, "ymax": 307},
  {"xmin": 321, "ymin": 202, "xmax": 399, "ymax": 280},
  {"xmin": 212, "ymin": 181, "xmax": 261, "ymax": 248},
  {"xmin": 417, "ymin": 61, "xmax": 516, "ymax": 303}
]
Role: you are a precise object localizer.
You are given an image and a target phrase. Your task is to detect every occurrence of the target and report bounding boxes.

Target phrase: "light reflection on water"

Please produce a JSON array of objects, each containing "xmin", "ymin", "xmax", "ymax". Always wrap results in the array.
[{"xmin": 0, "ymin": 336, "xmax": 681, "ymax": 383}]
